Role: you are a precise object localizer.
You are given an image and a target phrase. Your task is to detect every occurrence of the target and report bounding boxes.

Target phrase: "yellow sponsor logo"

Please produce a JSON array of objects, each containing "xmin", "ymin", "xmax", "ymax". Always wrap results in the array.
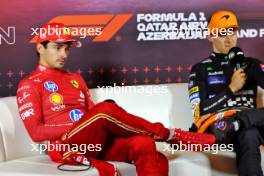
[
  {"xmin": 71, "ymin": 80, "xmax": 79, "ymax": 89},
  {"xmin": 50, "ymin": 93, "xmax": 63, "ymax": 105},
  {"xmin": 189, "ymin": 86, "xmax": 199, "ymax": 94},
  {"xmin": 194, "ymin": 104, "xmax": 200, "ymax": 119}
]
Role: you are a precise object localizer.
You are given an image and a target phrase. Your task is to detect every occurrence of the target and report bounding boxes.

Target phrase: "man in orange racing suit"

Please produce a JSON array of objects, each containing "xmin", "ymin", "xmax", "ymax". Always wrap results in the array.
[{"xmin": 17, "ymin": 23, "xmax": 215, "ymax": 176}]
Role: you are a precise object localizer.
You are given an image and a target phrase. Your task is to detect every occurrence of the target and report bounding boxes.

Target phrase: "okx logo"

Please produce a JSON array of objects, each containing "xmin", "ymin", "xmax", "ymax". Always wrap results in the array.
[{"xmin": 30, "ymin": 14, "xmax": 133, "ymax": 43}]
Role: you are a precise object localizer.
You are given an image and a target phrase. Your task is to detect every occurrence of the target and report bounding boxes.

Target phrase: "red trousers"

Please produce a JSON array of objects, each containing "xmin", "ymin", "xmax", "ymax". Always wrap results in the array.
[{"xmin": 65, "ymin": 100, "xmax": 169, "ymax": 176}]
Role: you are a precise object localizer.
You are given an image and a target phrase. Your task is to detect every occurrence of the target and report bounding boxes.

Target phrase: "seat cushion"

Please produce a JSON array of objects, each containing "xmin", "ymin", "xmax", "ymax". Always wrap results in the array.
[
  {"xmin": 0, "ymin": 152, "xmax": 212, "ymax": 176},
  {"xmin": 0, "ymin": 97, "xmax": 40, "ymax": 161}
]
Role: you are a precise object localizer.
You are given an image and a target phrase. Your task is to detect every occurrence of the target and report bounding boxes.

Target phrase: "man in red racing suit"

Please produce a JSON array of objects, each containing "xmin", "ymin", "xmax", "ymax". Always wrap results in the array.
[{"xmin": 16, "ymin": 23, "xmax": 215, "ymax": 176}]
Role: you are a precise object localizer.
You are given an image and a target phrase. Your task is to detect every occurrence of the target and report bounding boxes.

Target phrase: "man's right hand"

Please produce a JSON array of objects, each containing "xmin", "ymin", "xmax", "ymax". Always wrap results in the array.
[{"xmin": 229, "ymin": 68, "xmax": 247, "ymax": 93}]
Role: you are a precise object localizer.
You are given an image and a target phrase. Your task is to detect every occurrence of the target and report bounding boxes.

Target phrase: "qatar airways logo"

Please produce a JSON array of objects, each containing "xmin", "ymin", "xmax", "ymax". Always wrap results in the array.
[{"xmin": 0, "ymin": 27, "xmax": 15, "ymax": 45}]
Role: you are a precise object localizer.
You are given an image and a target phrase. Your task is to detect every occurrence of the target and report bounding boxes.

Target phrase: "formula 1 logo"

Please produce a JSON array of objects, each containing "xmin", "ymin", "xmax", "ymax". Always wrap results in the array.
[
  {"xmin": 30, "ymin": 14, "xmax": 133, "ymax": 43},
  {"xmin": 69, "ymin": 109, "xmax": 84, "ymax": 122}
]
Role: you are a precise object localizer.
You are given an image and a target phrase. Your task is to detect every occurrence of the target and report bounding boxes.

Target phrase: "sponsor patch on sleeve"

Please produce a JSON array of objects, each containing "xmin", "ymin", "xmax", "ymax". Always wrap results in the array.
[
  {"xmin": 190, "ymin": 98, "xmax": 200, "ymax": 119},
  {"xmin": 215, "ymin": 121, "xmax": 227, "ymax": 131},
  {"xmin": 17, "ymin": 92, "xmax": 31, "ymax": 104},
  {"xmin": 189, "ymin": 92, "xmax": 199, "ymax": 101},
  {"xmin": 21, "ymin": 108, "xmax": 34, "ymax": 120},
  {"xmin": 189, "ymin": 86, "xmax": 199, "ymax": 94},
  {"xmin": 189, "ymin": 73, "xmax": 196, "ymax": 78},
  {"xmin": 208, "ymin": 76, "xmax": 226, "ymax": 85},
  {"xmin": 260, "ymin": 64, "xmax": 264, "ymax": 72},
  {"xmin": 188, "ymin": 81, "xmax": 194, "ymax": 88}
]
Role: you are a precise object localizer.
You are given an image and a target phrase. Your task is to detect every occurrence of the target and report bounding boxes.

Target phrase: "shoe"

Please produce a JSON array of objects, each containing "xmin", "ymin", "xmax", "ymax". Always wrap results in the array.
[{"xmin": 168, "ymin": 128, "xmax": 216, "ymax": 148}]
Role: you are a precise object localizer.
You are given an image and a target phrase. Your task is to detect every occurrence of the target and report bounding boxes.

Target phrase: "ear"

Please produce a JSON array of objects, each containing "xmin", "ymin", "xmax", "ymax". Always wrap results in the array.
[
  {"xmin": 207, "ymin": 35, "xmax": 213, "ymax": 43},
  {"xmin": 36, "ymin": 43, "xmax": 44, "ymax": 55}
]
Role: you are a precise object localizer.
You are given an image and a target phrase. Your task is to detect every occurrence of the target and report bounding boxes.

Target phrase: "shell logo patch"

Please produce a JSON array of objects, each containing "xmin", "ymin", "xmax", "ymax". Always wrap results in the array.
[
  {"xmin": 71, "ymin": 80, "xmax": 79, "ymax": 88},
  {"xmin": 50, "ymin": 93, "xmax": 63, "ymax": 105}
]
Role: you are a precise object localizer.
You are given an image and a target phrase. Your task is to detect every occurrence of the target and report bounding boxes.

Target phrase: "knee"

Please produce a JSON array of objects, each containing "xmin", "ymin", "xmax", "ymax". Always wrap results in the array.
[
  {"xmin": 104, "ymin": 99, "xmax": 116, "ymax": 103},
  {"xmin": 237, "ymin": 127, "xmax": 261, "ymax": 147},
  {"xmin": 130, "ymin": 136, "xmax": 156, "ymax": 154},
  {"xmin": 93, "ymin": 100, "xmax": 119, "ymax": 114},
  {"xmin": 156, "ymin": 152, "xmax": 169, "ymax": 176}
]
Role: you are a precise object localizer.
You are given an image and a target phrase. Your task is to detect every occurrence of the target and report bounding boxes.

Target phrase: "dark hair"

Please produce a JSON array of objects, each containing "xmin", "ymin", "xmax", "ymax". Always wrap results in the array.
[{"xmin": 36, "ymin": 41, "xmax": 49, "ymax": 57}]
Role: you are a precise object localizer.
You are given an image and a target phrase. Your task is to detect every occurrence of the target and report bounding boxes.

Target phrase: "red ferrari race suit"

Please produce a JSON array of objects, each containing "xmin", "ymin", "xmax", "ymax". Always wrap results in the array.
[{"xmin": 16, "ymin": 64, "xmax": 170, "ymax": 176}]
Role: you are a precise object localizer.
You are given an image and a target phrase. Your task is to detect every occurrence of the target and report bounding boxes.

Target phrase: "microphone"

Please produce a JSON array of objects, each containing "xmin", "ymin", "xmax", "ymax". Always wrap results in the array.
[{"xmin": 228, "ymin": 47, "xmax": 246, "ymax": 70}]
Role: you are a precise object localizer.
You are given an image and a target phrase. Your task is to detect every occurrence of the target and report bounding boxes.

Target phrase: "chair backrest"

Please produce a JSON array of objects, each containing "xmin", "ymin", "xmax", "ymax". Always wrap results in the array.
[
  {"xmin": 89, "ymin": 83, "xmax": 193, "ymax": 130},
  {"xmin": 0, "ymin": 97, "xmax": 40, "ymax": 161},
  {"xmin": 5, "ymin": 83, "xmax": 261, "ymax": 161},
  {"xmin": 0, "ymin": 128, "xmax": 6, "ymax": 162}
]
